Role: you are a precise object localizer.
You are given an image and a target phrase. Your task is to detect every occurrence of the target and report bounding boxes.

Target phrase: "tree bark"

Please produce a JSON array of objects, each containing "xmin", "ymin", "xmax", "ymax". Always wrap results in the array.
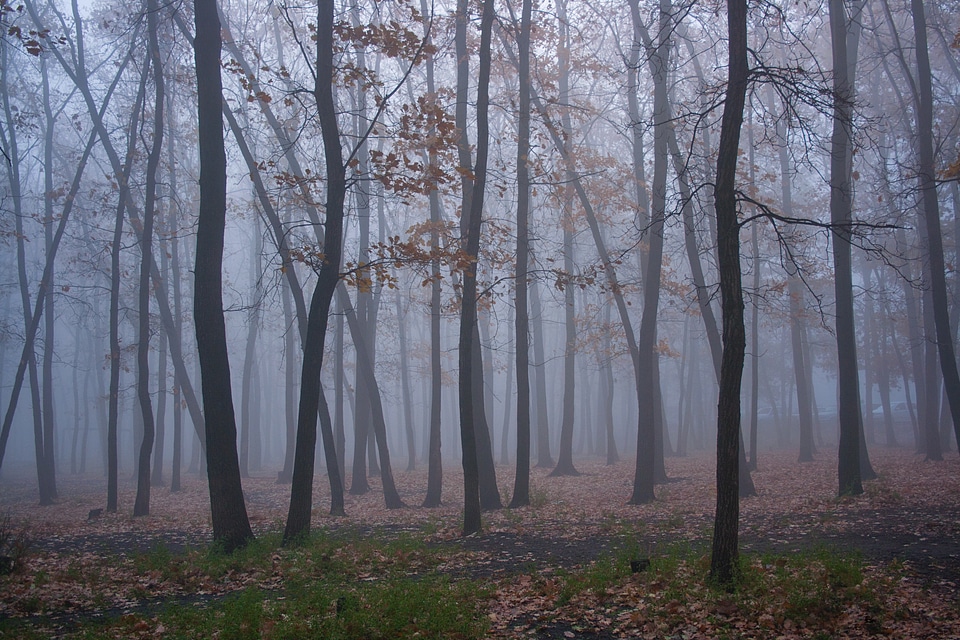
[
  {"xmin": 910, "ymin": 0, "xmax": 960, "ymax": 450},
  {"xmin": 39, "ymin": 58, "xmax": 58, "ymax": 503},
  {"xmin": 509, "ymin": 0, "xmax": 532, "ymax": 510},
  {"xmin": 710, "ymin": 0, "xmax": 748, "ymax": 585},
  {"xmin": 418, "ymin": 0, "xmax": 444, "ymax": 509},
  {"xmin": 134, "ymin": 0, "xmax": 166, "ymax": 516},
  {"xmin": 551, "ymin": 0, "xmax": 579, "ymax": 479},
  {"xmin": 829, "ymin": 0, "xmax": 864, "ymax": 496},
  {"xmin": 456, "ymin": 0, "xmax": 495, "ymax": 535},
  {"xmin": 193, "ymin": 0, "xmax": 254, "ymax": 551}
]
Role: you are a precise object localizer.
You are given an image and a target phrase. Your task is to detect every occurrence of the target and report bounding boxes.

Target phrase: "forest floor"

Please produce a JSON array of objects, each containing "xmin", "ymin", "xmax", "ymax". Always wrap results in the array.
[{"xmin": 1, "ymin": 447, "xmax": 959, "ymax": 638}]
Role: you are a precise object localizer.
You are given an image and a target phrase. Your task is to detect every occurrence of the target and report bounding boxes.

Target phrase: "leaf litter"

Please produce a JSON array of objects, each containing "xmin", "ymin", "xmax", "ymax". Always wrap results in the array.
[{"xmin": 1, "ymin": 447, "xmax": 958, "ymax": 637}]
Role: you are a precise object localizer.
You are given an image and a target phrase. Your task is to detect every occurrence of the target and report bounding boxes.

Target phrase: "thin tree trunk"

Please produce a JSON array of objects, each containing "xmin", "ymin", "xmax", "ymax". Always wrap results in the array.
[
  {"xmin": 418, "ymin": 0, "xmax": 444, "ymax": 509},
  {"xmin": 396, "ymin": 291, "xmax": 416, "ymax": 471},
  {"xmin": 40, "ymin": 58, "xmax": 58, "ymax": 502},
  {"xmin": 153, "ymin": 322, "xmax": 168, "ymax": 486},
  {"xmin": 134, "ymin": 0, "xmax": 165, "ymax": 516},
  {"xmin": 500, "ymin": 303, "xmax": 514, "ymax": 468},
  {"xmin": 239, "ymin": 221, "xmax": 263, "ymax": 478},
  {"xmin": 510, "ymin": 23, "xmax": 532, "ymax": 493},
  {"xmin": 529, "ymin": 276, "xmax": 553, "ymax": 468},
  {"xmin": 551, "ymin": 0, "xmax": 579, "ymax": 478}
]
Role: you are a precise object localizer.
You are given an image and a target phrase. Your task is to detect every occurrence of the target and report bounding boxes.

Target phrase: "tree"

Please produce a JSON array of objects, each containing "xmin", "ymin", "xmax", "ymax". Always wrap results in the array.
[
  {"xmin": 193, "ymin": 0, "xmax": 254, "ymax": 551},
  {"xmin": 456, "ymin": 0, "xmax": 495, "ymax": 535},
  {"xmin": 710, "ymin": 0, "xmax": 748, "ymax": 585},
  {"xmin": 283, "ymin": 0, "xmax": 351, "ymax": 543},
  {"xmin": 509, "ymin": 0, "xmax": 533, "ymax": 507},
  {"xmin": 550, "ymin": 0, "xmax": 579, "ymax": 479},
  {"xmin": 909, "ymin": 0, "xmax": 960, "ymax": 450},
  {"xmin": 133, "ymin": 0, "xmax": 166, "ymax": 517},
  {"xmin": 419, "ymin": 0, "xmax": 444, "ymax": 509},
  {"xmin": 829, "ymin": 0, "xmax": 864, "ymax": 497}
]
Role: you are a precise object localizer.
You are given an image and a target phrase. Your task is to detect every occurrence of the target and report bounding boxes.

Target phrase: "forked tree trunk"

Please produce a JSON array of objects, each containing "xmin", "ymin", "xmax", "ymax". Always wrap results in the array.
[{"xmin": 456, "ymin": 0, "xmax": 495, "ymax": 534}]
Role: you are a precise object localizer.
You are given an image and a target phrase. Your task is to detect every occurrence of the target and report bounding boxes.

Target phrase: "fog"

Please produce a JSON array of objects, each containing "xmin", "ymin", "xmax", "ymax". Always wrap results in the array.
[{"xmin": 0, "ymin": 0, "xmax": 955, "ymax": 521}]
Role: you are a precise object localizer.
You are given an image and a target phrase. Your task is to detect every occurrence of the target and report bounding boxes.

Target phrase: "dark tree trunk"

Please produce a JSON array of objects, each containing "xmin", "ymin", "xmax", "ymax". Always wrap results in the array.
[
  {"xmin": 419, "ymin": 0, "xmax": 444, "ymax": 509},
  {"xmin": 530, "ymin": 277, "xmax": 553, "ymax": 468},
  {"xmin": 471, "ymin": 326, "xmax": 501, "ymax": 509},
  {"xmin": 335, "ymin": 305, "xmax": 346, "ymax": 487},
  {"xmin": 775, "ymin": 118, "xmax": 815, "ymax": 463},
  {"xmin": 283, "ymin": 0, "xmax": 349, "ymax": 541},
  {"xmin": 39, "ymin": 60, "xmax": 58, "ymax": 503},
  {"xmin": 710, "ymin": 0, "xmax": 748, "ymax": 586},
  {"xmin": 602, "ymin": 305, "xmax": 619, "ymax": 464},
  {"xmin": 134, "ymin": 0, "xmax": 165, "ymax": 516},
  {"xmin": 219, "ymin": 99, "xmax": 343, "ymax": 515},
  {"xmin": 551, "ymin": 0, "xmax": 579, "ymax": 479},
  {"xmin": 829, "ymin": 0, "xmax": 864, "ymax": 496},
  {"xmin": 1, "ymin": 47, "xmax": 47, "ymax": 504},
  {"xmin": 108, "ymin": 80, "xmax": 142, "ymax": 513},
  {"xmin": 153, "ymin": 296, "xmax": 168, "ymax": 487},
  {"xmin": 633, "ymin": 5, "xmax": 755, "ymax": 497},
  {"xmin": 456, "ymin": 0, "xmax": 495, "ymax": 535},
  {"xmin": 910, "ymin": 0, "xmax": 960, "ymax": 450},
  {"xmin": 168, "ymin": 102, "xmax": 184, "ymax": 493},
  {"xmin": 629, "ymin": 0, "xmax": 670, "ymax": 504},
  {"xmin": 193, "ymin": 0, "xmax": 254, "ymax": 551},
  {"xmin": 500, "ymin": 304, "xmax": 514, "ymax": 467},
  {"xmin": 509, "ymin": 0, "xmax": 532, "ymax": 509}
]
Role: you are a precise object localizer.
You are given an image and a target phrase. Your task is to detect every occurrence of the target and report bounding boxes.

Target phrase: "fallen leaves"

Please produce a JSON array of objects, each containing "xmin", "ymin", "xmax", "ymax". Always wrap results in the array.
[{"xmin": 1, "ymin": 447, "xmax": 959, "ymax": 638}]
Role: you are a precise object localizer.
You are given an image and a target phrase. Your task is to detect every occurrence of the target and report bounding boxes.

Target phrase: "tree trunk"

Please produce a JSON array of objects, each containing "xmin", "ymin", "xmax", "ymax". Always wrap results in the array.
[
  {"xmin": 283, "ymin": 0, "xmax": 350, "ymax": 541},
  {"xmin": 134, "ymin": 0, "xmax": 165, "ymax": 516},
  {"xmin": 39, "ymin": 59, "xmax": 58, "ymax": 503},
  {"xmin": 500, "ymin": 303, "xmax": 514, "ymax": 467},
  {"xmin": 219, "ymin": 97, "xmax": 344, "ymax": 514},
  {"xmin": 455, "ymin": 0, "xmax": 495, "ymax": 535},
  {"xmin": 910, "ymin": 0, "xmax": 960, "ymax": 450},
  {"xmin": 396, "ymin": 292, "xmax": 416, "ymax": 471},
  {"xmin": 628, "ymin": 0, "xmax": 670, "ymax": 503},
  {"xmin": 710, "ymin": 0, "xmax": 748, "ymax": 586},
  {"xmin": 193, "ymin": 0, "xmax": 254, "ymax": 551},
  {"xmin": 829, "ymin": 0, "xmax": 864, "ymax": 496},
  {"xmin": 529, "ymin": 276, "xmax": 553, "ymax": 468},
  {"xmin": 2, "ymin": 64, "xmax": 47, "ymax": 503},
  {"xmin": 510, "ymin": 92, "xmax": 532, "ymax": 496},
  {"xmin": 418, "ymin": 0, "xmax": 444, "ymax": 509},
  {"xmin": 772, "ymin": 108, "xmax": 814, "ymax": 463},
  {"xmin": 239, "ymin": 221, "xmax": 263, "ymax": 478},
  {"xmin": 551, "ymin": 0, "xmax": 579, "ymax": 479}
]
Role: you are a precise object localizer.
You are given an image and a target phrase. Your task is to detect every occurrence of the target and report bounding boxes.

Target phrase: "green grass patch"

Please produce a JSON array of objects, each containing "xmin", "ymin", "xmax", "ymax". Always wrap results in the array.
[{"xmin": 1, "ymin": 526, "xmax": 490, "ymax": 640}]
